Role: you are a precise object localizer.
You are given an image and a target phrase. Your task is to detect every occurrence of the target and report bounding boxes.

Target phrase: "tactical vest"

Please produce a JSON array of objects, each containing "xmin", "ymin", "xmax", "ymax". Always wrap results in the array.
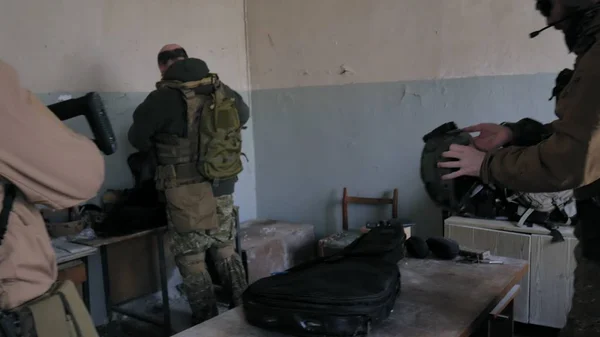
[{"xmin": 154, "ymin": 74, "xmax": 243, "ymax": 191}]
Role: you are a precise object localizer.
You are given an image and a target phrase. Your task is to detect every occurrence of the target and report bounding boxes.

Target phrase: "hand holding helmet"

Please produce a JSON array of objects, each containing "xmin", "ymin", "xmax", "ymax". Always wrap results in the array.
[
  {"xmin": 438, "ymin": 144, "xmax": 486, "ymax": 180},
  {"xmin": 434, "ymin": 123, "xmax": 512, "ymax": 180},
  {"xmin": 462, "ymin": 123, "xmax": 513, "ymax": 151}
]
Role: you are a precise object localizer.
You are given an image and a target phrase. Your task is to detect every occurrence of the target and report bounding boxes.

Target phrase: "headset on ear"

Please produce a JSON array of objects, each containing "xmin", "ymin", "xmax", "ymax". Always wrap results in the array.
[{"xmin": 530, "ymin": 2, "xmax": 600, "ymax": 38}]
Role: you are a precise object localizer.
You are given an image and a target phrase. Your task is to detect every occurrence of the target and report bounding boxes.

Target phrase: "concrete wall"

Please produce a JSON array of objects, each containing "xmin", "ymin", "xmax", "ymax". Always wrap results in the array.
[
  {"xmin": 0, "ymin": 0, "xmax": 253, "ymax": 324},
  {"xmin": 247, "ymin": 0, "xmax": 575, "ymax": 238}
]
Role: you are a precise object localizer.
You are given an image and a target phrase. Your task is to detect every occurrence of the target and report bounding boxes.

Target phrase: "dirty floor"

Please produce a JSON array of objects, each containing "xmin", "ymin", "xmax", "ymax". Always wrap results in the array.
[{"xmin": 97, "ymin": 285, "xmax": 231, "ymax": 337}]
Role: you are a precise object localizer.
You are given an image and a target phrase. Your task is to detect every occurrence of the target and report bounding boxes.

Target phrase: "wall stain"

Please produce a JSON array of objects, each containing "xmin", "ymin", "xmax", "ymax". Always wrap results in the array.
[
  {"xmin": 268, "ymin": 34, "xmax": 275, "ymax": 48},
  {"xmin": 399, "ymin": 86, "xmax": 407, "ymax": 104}
]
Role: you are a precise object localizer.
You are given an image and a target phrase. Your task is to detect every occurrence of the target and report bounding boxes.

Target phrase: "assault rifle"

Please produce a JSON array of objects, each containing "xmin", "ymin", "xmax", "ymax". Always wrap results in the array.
[{"xmin": 47, "ymin": 92, "xmax": 117, "ymax": 155}]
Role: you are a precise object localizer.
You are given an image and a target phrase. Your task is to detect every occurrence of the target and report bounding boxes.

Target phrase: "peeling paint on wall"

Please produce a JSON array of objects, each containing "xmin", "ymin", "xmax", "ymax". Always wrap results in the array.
[{"xmin": 339, "ymin": 64, "xmax": 355, "ymax": 76}]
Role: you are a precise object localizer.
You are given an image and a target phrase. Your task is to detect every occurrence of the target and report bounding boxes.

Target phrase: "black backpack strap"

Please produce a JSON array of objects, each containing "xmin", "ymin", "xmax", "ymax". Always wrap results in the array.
[
  {"xmin": 0, "ymin": 184, "xmax": 17, "ymax": 245},
  {"xmin": 0, "ymin": 311, "xmax": 17, "ymax": 337},
  {"xmin": 538, "ymin": 221, "xmax": 565, "ymax": 243}
]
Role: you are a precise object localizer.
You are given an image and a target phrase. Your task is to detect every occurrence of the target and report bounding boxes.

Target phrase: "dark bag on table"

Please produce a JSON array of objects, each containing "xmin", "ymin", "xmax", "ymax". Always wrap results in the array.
[
  {"xmin": 242, "ymin": 224, "xmax": 406, "ymax": 337},
  {"xmin": 94, "ymin": 152, "xmax": 167, "ymax": 237},
  {"xmin": 94, "ymin": 181, "xmax": 166, "ymax": 237}
]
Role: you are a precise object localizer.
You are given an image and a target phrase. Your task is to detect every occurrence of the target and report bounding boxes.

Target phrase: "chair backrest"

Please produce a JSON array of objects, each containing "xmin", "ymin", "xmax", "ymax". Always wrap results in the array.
[{"xmin": 342, "ymin": 187, "xmax": 399, "ymax": 231}]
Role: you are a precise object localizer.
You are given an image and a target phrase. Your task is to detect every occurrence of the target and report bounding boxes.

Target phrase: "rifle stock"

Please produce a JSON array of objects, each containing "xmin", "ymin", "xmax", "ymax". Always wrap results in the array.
[{"xmin": 47, "ymin": 92, "xmax": 117, "ymax": 155}]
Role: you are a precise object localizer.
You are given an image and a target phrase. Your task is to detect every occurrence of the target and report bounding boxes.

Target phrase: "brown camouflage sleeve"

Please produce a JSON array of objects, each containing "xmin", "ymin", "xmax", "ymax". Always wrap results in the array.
[
  {"xmin": 480, "ymin": 49, "xmax": 600, "ymax": 193},
  {"xmin": 501, "ymin": 69, "xmax": 574, "ymax": 147},
  {"xmin": 0, "ymin": 60, "xmax": 105, "ymax": 209}
]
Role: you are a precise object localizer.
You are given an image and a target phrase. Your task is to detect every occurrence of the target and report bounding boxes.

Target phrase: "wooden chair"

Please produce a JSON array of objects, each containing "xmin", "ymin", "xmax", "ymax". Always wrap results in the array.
[
  {"xmin": 318, "ymin": 187, "xmax": 399, "ymax": 257},
  {"xmin": 342, "ymin": 187, "xmax": 398, "ymax": 231}
]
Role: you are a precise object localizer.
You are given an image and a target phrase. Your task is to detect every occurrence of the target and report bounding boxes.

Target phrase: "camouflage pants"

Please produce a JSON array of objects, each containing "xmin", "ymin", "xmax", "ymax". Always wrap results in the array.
[
  {"xmin": 169, "ymin": 194, "xmax": 248, "ymax": 325},
  {"xmin": 560, "ymin": 243, "xmax": 600, "ymax": 337}
]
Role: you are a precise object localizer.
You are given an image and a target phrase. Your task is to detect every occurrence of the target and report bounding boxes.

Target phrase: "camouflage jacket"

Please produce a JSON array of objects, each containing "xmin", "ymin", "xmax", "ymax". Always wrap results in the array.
[{"xmin": 481, "ymin": 11, "xmax": 600, "ymax": 200}]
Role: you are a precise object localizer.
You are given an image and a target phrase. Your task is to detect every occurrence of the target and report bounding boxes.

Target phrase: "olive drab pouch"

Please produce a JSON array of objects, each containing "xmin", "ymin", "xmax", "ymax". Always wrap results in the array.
[
  {"xmin": 197, "ymin": 75, "xmax": 244, "ymax": 181},
  {"xmin": 164, "ymin": 181, "xmax": 218, "ymax": 232},
  {"xmin": 11, "ymin": 280, "xmax": 98, "ymax": 337}
]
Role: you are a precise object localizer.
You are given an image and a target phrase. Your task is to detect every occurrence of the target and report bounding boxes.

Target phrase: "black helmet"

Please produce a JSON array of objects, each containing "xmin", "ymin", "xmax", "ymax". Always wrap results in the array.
[{"xmin": 420, "ymin": 122, "xmax": 481, "ymax": 212}]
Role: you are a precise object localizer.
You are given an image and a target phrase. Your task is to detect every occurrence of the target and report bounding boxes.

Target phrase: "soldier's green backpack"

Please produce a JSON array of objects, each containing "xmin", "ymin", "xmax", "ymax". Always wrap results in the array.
[
  {"xmin": 158, "ymin": 74, "xmax": 244, "ymax": 182},
  {"xmin": 197, "ymin": 74, "xmax": 244, "ymax": 181}
]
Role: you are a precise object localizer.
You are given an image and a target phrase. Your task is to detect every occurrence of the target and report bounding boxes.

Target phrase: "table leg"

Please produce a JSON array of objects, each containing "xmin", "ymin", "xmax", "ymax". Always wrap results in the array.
[
  {"xmin": 157, "ymin": 232, "xmax": 172, "ymax": 336},
  {"xmin": 488, "ymin": 301, "xmax": 515, "ymax": 337},
  {"xmin": 234, "ymin": 207, "xmax": 249, "ymax": 283},
  {"xmin": 100, "ymin": 246, "xmax": 112, "ymax": 325},
  {"xmin": 82, "ymin": 256, "xmax": 91, "ymax": 311},
  {"xmin": 235, "ymin": 207, "xmax": 241, "ymax": 257},
  {"xmin": 487, "ymin": 285, "xmax": 520, "ymax": 337},
  {"xmin": 242, "ymin": 251, "xmax": 249, "ymax": 283}
]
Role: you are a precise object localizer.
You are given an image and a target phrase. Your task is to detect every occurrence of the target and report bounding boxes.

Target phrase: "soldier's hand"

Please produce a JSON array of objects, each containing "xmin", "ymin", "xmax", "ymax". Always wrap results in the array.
[
  {"xmin": 463, "ymin": 123, "xmax": 513, "ymax": 151},
  {"xmin": 437, "ymin": 144, "xmax": 486, "ymax": 180}
]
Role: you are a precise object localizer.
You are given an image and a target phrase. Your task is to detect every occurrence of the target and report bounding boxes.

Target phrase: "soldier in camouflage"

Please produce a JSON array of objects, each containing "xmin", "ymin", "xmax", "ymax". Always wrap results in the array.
[
  {"xmin": 128, "ymin": 44, "xmax": 249, "ymax": 324},
  {"xmin": 438, "ymin": 1, "xmax": 600, "ymax": 335},
  {"xmin": 169, "ymin": 195, "xmax": 247, "ymax": 320},
  {"xmin": 438, "ymin": 0, "xmax": 600, "ymax": 337}
]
